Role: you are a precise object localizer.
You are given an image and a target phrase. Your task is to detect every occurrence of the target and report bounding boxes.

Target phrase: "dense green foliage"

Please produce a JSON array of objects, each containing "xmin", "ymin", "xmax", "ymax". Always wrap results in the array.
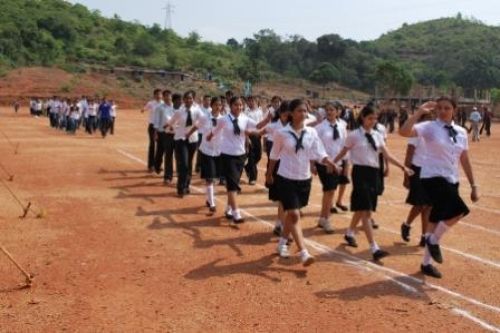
[{"xmin": 1, "ymin": 1, "xmax": 500, "ymax": 93}]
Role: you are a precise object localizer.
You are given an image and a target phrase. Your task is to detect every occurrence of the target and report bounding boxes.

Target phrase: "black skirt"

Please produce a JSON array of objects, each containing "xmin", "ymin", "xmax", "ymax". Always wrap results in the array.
[
  {"xmin": 276, "ymin": 175, "xmax": 312, "ymax": 211},
  {"xmin": 266, "ymin": 160, "xmax": 281, "ymax": 202},
  {"xmin": 221, "ymin": 153, "xmax": 246, "ymax": 192},
  {"xmin": 421, "ymin": 177, "xmax": 470, "ymax": 223},
  {"xmin": 405, "ymin": 165, "xmax": 431, "ymax": 206},
  {"xmin": 316, "ymin": 163, "xmax": 339, "ymax": 192},
  {"xmin": 200, "ymin": 152, "xmax": 220, "ymax": 180},
  {"xmin": 350, "ymin": 165, "xmax": 381, "ymax": 212}
]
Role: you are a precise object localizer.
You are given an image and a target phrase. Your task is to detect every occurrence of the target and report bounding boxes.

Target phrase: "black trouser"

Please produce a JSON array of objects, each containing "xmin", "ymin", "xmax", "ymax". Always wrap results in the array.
[
  {"xmin": 245, "ymin": 135, "xmax": 262, "ymax": 182},
  {"xmin": 155, "ymin": 133, "xmax": 175, "ymax": 180},
  {"xmin": 195, "ymin": 133, "xmax": 203, "ymax": 172},
  {"xmin": 86, "ymin": 116, "xmax": 96, "ymax": 133},
  {"xmin": 174, "ymin": 140, "xmax": 197, "ymax": 194},
  {"xmin": 110, "ymin": 117, "xmax": 115, "ymax": 135},
  {"xmin": 100, "ymin": 118, "xmax": 111, "ymax": 137},
  {"xmin": 147, "ymin": 124, "xmax": 156, "ymax": 170},
  {"xmin": 480, "ymin": 119, "xmax": 491, "ymax": 136}
]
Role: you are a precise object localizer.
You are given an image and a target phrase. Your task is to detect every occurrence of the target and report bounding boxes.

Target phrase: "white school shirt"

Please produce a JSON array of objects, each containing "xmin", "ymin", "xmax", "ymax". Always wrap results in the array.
[
  {"xmin": 168, "ymin": 105, "xmax": 204, "ymax": 143},
  {"xmin": 211, "ymin": 113, "xmax": 257, "ymax": 156},
  {"xmin": 199, "ymin": 114, "xmax": 223, "ymax": 157},
  {"xmin": 414, "ymin": 120, "xmax": 468, "ymax": 184},
  {"xmin": 305, "ymin": 113, "xmax": 317, "ymax": 126},
  {"xmin": 344, "ymin": 127, "xmax": 386, "ymax": 168},
  {"xmin": 70, "ymin": 107, "xmax": 80, "ymax": 120},
  {"xmin": 265, "ymin": 120, "xmax": 287, "ymax": 143},
  {"xmin": 374, "ymin": 122, "xmax": 388, "ymax": 140},
  {"xmin": 110, "ymin": 105, "xmax": 117, "ymax": 117},
  {"xmin": 88, "ymin": 103, "xmax": 98, "ymax": 116},
  {"xmin": 315, "ymin": 119, "xmax": 348, "ymax": 166},
  {"xmin": 270, "ymin": 124, "xmax": 328, "ymax": 180},
  {"xmin": 144, "ymin": 100, "xmax": 162, "ymax": 124},
  {"xmin": 245, "ymin": 107, "xmax": 264, "ymax": 123},
  {"xmin": 408, "ymin": 136, "xmax": 426, "ymax": 168},
  {"xmin": 154, "ymin": 103, "xmax": 174, "ymax": 134},
  {"xmin": 200, "ymin": 106, "xmax": 212, "ymax": 117}
]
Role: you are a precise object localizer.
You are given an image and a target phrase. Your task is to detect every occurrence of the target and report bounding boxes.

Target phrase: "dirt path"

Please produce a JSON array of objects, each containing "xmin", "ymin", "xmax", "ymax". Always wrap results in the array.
[{"xmin": 0, "ymin": 108, "xmax": 499, "ymax": 332}]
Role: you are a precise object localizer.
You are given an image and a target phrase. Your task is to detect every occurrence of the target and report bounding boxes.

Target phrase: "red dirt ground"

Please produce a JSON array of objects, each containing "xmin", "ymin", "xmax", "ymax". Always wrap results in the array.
[{"xmin": 0, "ymin": 106, "xmax": 499, "ymax": 332}]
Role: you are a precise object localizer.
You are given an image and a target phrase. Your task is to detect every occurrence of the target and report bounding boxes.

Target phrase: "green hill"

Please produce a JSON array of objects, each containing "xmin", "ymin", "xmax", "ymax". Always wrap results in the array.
[{"xmin": 1, "ymin": 0, "xmax": 500, "ymax": 93}]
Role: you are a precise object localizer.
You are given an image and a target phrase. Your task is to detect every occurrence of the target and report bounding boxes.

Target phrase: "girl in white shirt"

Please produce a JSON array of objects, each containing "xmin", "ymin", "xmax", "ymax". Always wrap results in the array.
[
  {"xmin": 198, "ymin": 97, "xmax": 223, "ymax": 213},
  {"xmin": 244, "ymin": 96, "xmax": 264, "ymax": 185},
  {"xmin": 266, "ymin": 99, "xmax": 338, "ymax": 267},
  {"xmin": 401, "ymin": 113, "xmax": 433, "ymax": 247},
  {"xmin": 207, "ymin": 96, "xmax": 269, "ymax": 224},
  {"xmin": 333, "ymin": 105, "xmax": 413, "ymax": 262},
  {"xmin": 400, "ymin": 96, "xmax": 479, "ymax": 278},
  {"xmin": 314, "ymin": 102, "xmax": 348, "ymax": 234}
]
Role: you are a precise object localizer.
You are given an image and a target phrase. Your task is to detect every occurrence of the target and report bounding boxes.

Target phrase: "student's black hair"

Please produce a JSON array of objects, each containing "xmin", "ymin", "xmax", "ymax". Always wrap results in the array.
[
  {"xmin": 357, "ymin": 104, "xmax": 377, "ymax": 127},
  {"xmin": 225, "ymin": 90, "xmax": 234, "ymax": 98},
  {"xmin": 229, "ymin": 96, "xmax": 242, "ymax": 107},
  {"xmin": 203, "ymin": 94, "xmax": 211, "ymax": 99},
  {"xmin": 436, "ymin": 96, "xmax": 457, "ymax": 109},
  {"xmin": 272, "ymin": 100, "xmax": 290, "ymax": 122},
  {"xmin": 172, "ymin": 93, "xmax": 182, "ymax": 103},
  {"xmin": 288, "ymin": 98, "xmax": 306, "ymax": 113},
  {"xmin": 183, "ymin": 91, "xmax": 194, "ymax": 99},
  {"xmin": 162, "ymin": 89, "xmax": 171, "ymax": 97},
  {"xmin": 271, "ymin": 95, "xmax": 282, "ymax": 103},
  {"xmin": 210, "ymin": 96, "xmax": 221, "ymax": 107},
  {"xmin": 153, "ymin": 89, "xmax": 162, "ymax": 96}
]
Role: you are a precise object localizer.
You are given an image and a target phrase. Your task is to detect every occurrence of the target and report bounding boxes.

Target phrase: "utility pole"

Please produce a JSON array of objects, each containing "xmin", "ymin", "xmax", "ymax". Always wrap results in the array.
[{"xmin": 163, "ymin": 2, "xmax": 175, "ymax": 30}]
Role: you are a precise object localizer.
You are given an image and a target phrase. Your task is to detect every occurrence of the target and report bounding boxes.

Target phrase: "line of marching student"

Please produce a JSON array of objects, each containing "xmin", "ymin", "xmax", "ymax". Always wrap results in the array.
[
  {"xmin": 24, "ymin": 96, "xmax": 118, "ymax": 138},
  {"xmin": 143, "ymin": 89, "xmax": 480, "ymax": 278}
]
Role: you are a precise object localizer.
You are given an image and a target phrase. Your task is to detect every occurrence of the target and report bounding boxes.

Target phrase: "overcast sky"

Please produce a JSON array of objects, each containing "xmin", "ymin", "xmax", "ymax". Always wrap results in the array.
[{"xmin": 70, "ymin": 0, "xmax": 500, "ymax": 43}]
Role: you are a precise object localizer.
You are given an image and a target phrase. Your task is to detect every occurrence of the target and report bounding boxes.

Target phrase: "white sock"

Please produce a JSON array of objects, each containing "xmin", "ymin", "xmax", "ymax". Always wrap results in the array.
[
  {"xmin": 225, "ymin": 206, "xmax": 232, "ymax": 215},
  {"xmin": 430, "ymin": 222, "xmax": 449, "ymax": 244},
  {"xmin": 346, "ymin": 229, "xmax": 355, "ymax": 237},
  {"xmin": 299, "ymin": 249, "xmax": 310, "ymax": 257},
  {"xmin": 232, "ymin": 209, "xmax": 242, "ymax": 220},
  {"xmin": 370, "ymin": 242, "xmax": 380, "ymax": 253},
  {"xmin": 207, "ymin": 184, "xmax": 215, "ymax": 207},
  {"xmin": 278, "ymin": 237, "xmax": 288, "ymax": 247},
  {"xmin": 422, "ymin": 246, "xmax": 432, "ymax": 265},
  {"xmin": 275, "ymin": 220, "xmax": 283, "ymax": 228}
]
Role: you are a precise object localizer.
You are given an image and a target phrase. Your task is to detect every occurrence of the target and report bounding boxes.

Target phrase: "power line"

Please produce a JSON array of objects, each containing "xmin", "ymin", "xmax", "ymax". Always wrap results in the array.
[{"xmin": 163, "ymin": 2, "xmax": 175, "ymax": 30}]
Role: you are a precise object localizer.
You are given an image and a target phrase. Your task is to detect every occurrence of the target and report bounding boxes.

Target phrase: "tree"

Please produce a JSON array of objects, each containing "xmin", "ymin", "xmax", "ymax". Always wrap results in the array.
[
  {"xmin": 374, "ymin": 61, "xmax": 414, "ymax": 96},
  {"xmin": 309, "ymin": 62, "xmax": 340, "ymax": 85},
  {"xmin": 316, "ymin": 34, "xmax": 346, "ymax": 60},
  {"xmin": 226, "ymin": 38, "xmax": 239, "ymax": 49},
  {"xmin": 132, "ymin": 33, "xmax": 156, "ymax": 57}
]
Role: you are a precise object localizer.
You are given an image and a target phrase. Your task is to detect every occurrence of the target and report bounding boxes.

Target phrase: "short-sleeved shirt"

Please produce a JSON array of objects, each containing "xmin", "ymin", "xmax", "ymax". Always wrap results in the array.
[
  {"xmin": 315, "ymin": 119, "xmax": 348, "ymax": 166},
  {"xmin": 345, "ymin": 127, "xmax": 386, "ymax": 168},
  {"xmin": 414, "ymin": 120, "xmax": 468, "ymax": 184},
  {"xmin": 211, "ymin": 113, "xmax": 257, "ymax": 156},
  {"xmin": 199, "ymin": 114, "xmax": 223, "ymax": 156},
  {"xmin": 408, "ymin": 136, "xmax": 426, "ymax": 168},
  {"xmin": 270, "ymin": 124, "xmax": 328, "ymax": 180}
]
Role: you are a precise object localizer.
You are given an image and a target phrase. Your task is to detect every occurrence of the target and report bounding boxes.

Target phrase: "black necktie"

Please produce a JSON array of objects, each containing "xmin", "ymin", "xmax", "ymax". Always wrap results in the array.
[
  {"xmin": 365, "ymin": 132, "xmax": 377, "ymax": 151},
  {"xmin": 211, "ymin": 117, "xmax": 217, "ymax": 127},
  {"xmin": 289, "ymin": 131, "xmax": 305, "ymax": 153},
  {"xmin": 444, "ymin": 125, "xmax": 457, "ymax": 143},
  {"xmin": 232, "ymin": 116, "xmax": 241, "ymax": 135},
  {"xmin": 186, "ymin": 108, "xmax": 192, "ymax": 127},
  {"xmin": 331, "ymin": 124, "xmax": 339, "ymax": 140}
]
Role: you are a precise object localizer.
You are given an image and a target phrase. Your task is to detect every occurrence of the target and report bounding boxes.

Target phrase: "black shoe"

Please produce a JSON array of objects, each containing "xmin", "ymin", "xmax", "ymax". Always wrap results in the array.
[
  {"xmin": 344, "ymin": 235, "xmax": 358, "ymax": 248},
  {"xmin": 155, "ymin": 168, "xmax": 162, "ymax": 175},
  {"xmin": 419, "ymin": 235, "xmax": 426, "ymax": 248},
  {"xmin": 209, "ymin": 206, "xmax": 216, "ymax": 213},
  {"xmin": 421, "ymin": 264, "xmax": 442, "ymax": 278},
  {"xmin": 272, "ymin": 225, "xmax": 282, "ymax": 237},
  {"xmin": 205, "ymin": 201, "xmax": 210, "ymax": 208},
  {"xmin": 225, "ymin": 211, "xmax": 233, "ymax": 220},
  {"xmin": 330, "ymin": 207, "xmax": 338, "ymax": 214},
  {"xmin": 373, "ymin": 249, "xmax": 389, "ymax": 261},
  {"xmin": 371, "ymin": 219, "xmax": 379, "ymax": 229},
  {"xmin": 401, "ymin": 223, "xmax": 411, "ymax": 242},
  {"xmin": 336, "ymin": 203, "xmax": 348, "ymax": 211},
  {"xmin": 177, "ymin": 192, "xmax": 184, "ymax": 198},
  {"xmin": 233, "ymin": 217, "xmax": 245, "ymax": 224},
  {"xmin": 425, "ymin": 237, "xmax": 443, "ymax": 264}
]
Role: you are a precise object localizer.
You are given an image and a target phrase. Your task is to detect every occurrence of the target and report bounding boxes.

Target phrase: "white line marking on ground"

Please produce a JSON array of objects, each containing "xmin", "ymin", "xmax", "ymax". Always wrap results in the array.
[
  {"xmin": 452, "ymin": 308, "xmax": 500, "ymax": 332},
  {"xmin": 117, "ymin": 148, "xmax": 500, "ymax": 327}
]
